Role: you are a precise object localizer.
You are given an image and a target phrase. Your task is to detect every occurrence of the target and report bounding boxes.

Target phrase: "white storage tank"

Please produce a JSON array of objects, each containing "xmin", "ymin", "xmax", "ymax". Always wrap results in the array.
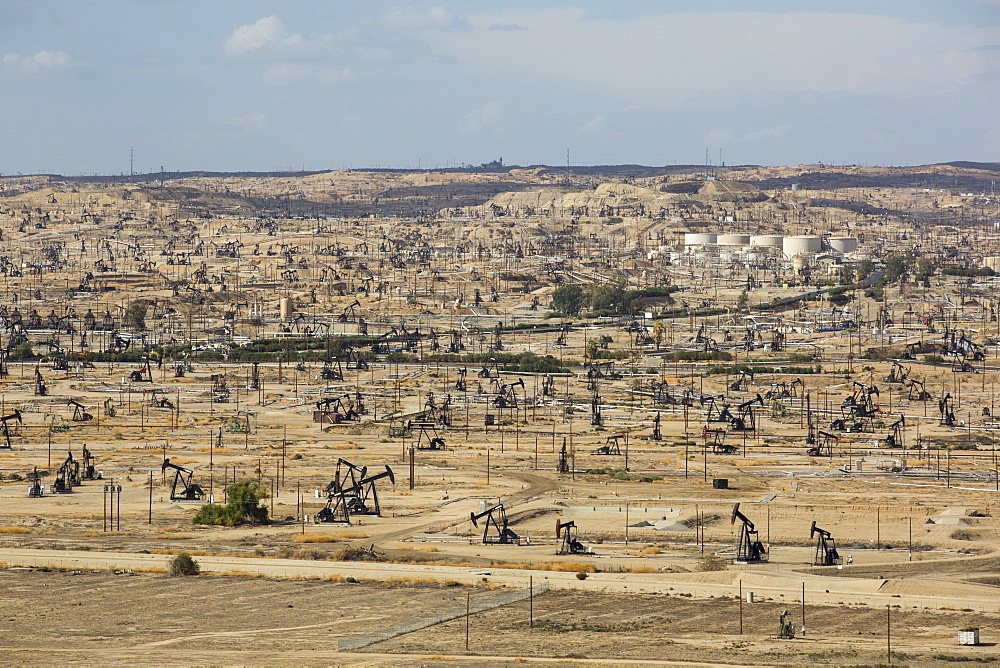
[
  {"xmin": 828, "ymin": 237, "xmax": 858, "ymax": 254},
  {"xmin": 750, "ymin": 234, "xmax": 783, "ymax": 247},
  {"xmin": 717, "ymin": 233, "xmax": 750, "ymax": 246},
  {"xmin": 279, "ymin": 297, "xmax": 293, "ymax": 319},
  {"xmin": 784, "ymin": 235, "xmax": 822, "ymax": 257},
  {"xmin": 684, "ymin": 232, "xmax": 717, "ymax": 246}
]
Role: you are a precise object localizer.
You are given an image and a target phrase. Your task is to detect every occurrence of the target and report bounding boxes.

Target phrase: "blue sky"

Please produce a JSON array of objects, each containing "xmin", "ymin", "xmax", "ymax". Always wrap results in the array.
[{"xmin": 1, "ymin": 1, "xmax": 999, "ymax": 174}]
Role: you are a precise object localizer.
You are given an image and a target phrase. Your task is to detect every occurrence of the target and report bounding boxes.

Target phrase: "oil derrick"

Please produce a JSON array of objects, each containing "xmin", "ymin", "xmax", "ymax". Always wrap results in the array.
[
  {"xmin": 494, "ymin": 378, "xmax": 524, "ymax": 420},
  {"xmin": 651, "ymin": 412, "xmax": 662, "ymax": 441},
  {"xmin": 731, "ymin": 503, "xmax": 767, "ymax": 563},
  {"xmin": 317, "ymin": 459, "xmax": 395, "ymax": 523},
  {"xmin": 778, "ymin": 610, "xmax": 795, "ymax": 639},
  {"xmin": 832, "ymin": 381, "xmax": 879, "ymax": 432},
  {"xmin": 905, "ymin": 378, "xmax": 931, "ymax": 401},
  {"xmin": 723, "ymin": 394, "xmax": 763, "ymax": 431},
  {"xmin": 470, "ymin": 504, "xmax": 520, "ymax": 545},
  {"xmin": 0, "ymin": 409, "xmax": 22, "ymax": 449},
  {"xmin": 810, "ymin": 521, "xmax": 841, "ymax": 566},
  {"xmin": 161, "ymin": 459, "xmax": 205, "ymax": 501},
  {"xmin": 806, "ymin": 431, "xmax": 838, "ymax": 457},
  {"xmin": 68, "ymin": 399, "xmax": 93, "ymax": 422},
  {"xmin": 211, "ymin": 374, "xmax": 230, "ymax": 402},
  {"xmin": 148, "ymin": 389, "xmax": 174, "ymax": 409},
  {"xmin": 705, "ymin": 428, "xmax": 735, "ymax": 454},
  {"xmin": 412, "ymin": 421, "xmax": 445, "ymax": 449},
  {"xmin": 939, "ymin": 393, "xmax": 956, "ymax": 427},
  {"xmin": 541, "ymin": 373, "xmax": 555, "ymax": 397},
  {"xmin": 885, "ymin": 361, "xmax": 909, "ymax": 384},
  {"xmin": 33, "ymin": 365, "xmax": 47, "ymax": 396},
  {"xmin": 593, "ymin": 434, "xmax": 623, "ymax": 456},
  {"xmin": 558, "ymin": 438, "xmax": 570, "ymax": 474},
  {"xmin": 81, "ymin": 445, "xmax": 101, "ymax": 480},
  {"xmin": 52, "ymin": 450, "xmax": 77, "ymax": 493},
  {"xmin": 128, "ymin": 356, "xmax": 154, "ymax": 383},
  {"xmin": 884, "ymin": 416, "xmax": 905, "ymax": 448},
  {"xmin": 556, "ymin": 519, "xmax": 587, "ymax": 555},
  {"xmin": 320, "ymin": 357, "xmax": 344, "ymax": 381},
  {"xmin": 478, "ymin": 358, "xmax": 501, "ymax": 379},
  {"xmin": 338, "ymin": 299, "xmax": 360, "ymax": 323},
  {"xmin": 729, "ymin": 369, "xmax": 753, "ymax": 392},
  {"xmin": 490, "ymin": 321, "xmax": 504, "ymax": 352},
  {"xmin": 590, "ymin": 389, "xmax": 602, "ymax": 427},
  {"xmin": 27, "ymin": 467, "xmax": 43, "ymax": 497},
  {"xmin": 455, "ymin": 367, "xmax": 467, "ymax": 392}
]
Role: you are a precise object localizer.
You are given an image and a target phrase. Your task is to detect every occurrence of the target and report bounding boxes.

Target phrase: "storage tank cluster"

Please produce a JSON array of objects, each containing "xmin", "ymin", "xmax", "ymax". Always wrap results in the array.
[{"xmin": 682, "ymin": 231, "xmax": 858, "ymax": 262}]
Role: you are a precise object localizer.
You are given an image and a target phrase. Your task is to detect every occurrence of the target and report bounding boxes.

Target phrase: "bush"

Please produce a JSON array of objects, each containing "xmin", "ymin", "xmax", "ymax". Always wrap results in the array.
[
  {"xmin": 9, "ymin": 341, "xmax": 34, "ymax": 360},
  {"xmin": 169, "ymin": 552, "xmax": 200, "ymax": 576},
  {"xmin": 193, "ymin": 481, "xmax": 270, "ymax": 526}
]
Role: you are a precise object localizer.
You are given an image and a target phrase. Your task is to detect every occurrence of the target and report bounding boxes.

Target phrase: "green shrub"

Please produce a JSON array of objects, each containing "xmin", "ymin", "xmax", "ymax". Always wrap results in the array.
[
  {"xmin": 9, "ymin": 341, "xmax": 34, "ymax": 360},
  {"xmin": 169, "ymin": 552, "xmax": 200, "ymax": 576},
  {"xmin": 193, "ymin": 481, "xmax": 270, "ymax": 526}
]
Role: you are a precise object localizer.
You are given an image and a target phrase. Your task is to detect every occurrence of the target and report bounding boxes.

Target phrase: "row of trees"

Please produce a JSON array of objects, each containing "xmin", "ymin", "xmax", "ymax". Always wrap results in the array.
[{"xmin": 551, "ymin": 281, "xmax": 677, "ymax": 317}]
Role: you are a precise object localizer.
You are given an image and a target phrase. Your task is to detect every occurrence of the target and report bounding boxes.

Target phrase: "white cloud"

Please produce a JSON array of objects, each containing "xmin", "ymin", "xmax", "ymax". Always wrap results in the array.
[
  {"xmin": 1, "ymin": 50, "xmax": 70, "ymax": 75},
  {"xmin": 433, "ymin": 9, "xmax": 1000, "ymax": 106},
  {"xmin": 224, "ymin": 16, "xmax": 304, "ymax": 58},
  {"xmin": 261, "ymin": 64, "xmax": 353, "ymax": 86},
  {"xmin": 579, "ymin": 114, "xmax": 605, "ymax": 133},
  {"xmin": 741, "ymin": 126, "xmax": 789, "ymax": 143},
  {"xmin": 489, "ymin": 23, "xmax": 527, "ymax": 32},
  {"xmin": 460, "ymin": 101, "xmax": 502, "ymax": 133},
  {"xmin": 222, "ymin": 113, "xmax": 267, "ymax": 132},
  {"xmin": 382, "ymin": 6, "xmax": 470, "ymax": 31}
]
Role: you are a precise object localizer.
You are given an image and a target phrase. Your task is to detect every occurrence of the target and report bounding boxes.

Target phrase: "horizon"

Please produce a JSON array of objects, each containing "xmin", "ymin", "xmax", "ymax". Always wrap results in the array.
[
  {"xmin": 6, "ymin": 160, "xmax": 1000, "ymax": 182},
  {"xmin": 3, "ymin": 0, "xmax": 999, "ymax": 174}
]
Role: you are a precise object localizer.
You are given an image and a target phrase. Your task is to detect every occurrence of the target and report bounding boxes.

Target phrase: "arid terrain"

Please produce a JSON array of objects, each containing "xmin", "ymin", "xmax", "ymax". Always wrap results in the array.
[{"xmin": 0, "ymin": 162, "xmax": 999, "ymax": 665}]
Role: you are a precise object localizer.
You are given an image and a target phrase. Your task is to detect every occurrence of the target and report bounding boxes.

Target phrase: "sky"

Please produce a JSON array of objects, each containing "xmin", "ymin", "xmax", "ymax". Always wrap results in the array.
[{"xmin": 1, "ymin": 1, "xmax": 999, "ymax": 174}]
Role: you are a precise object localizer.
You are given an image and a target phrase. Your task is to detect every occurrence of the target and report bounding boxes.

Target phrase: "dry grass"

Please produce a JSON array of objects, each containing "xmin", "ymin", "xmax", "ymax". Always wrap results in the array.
[
  {"xmin": 630, "ymin": 566, "xmax": 657, "ymax": 573},
  {"xmin": 385, "ymin": 577, "xmax": 442, "ymax": 586},
  {"xmin": 292, "ymin": 534, "xmax": 340, "ymax": 544},
  {"xmin": 292, "ymin": 530, "xmax": 367, "ymax": 543},
  {"xmin": 636, "ymin": 546, "xmax": 662, "ymax": 556},
  {"xmin": 0, "ymin": 526, "xmax": 31, "ymax": 534}
]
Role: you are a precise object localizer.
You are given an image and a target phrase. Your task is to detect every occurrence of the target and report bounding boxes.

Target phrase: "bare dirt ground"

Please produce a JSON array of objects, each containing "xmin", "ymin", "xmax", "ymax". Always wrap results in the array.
[{"xmin": 0, "ymin": 569, "xmax": 996, "ymax": 666}]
